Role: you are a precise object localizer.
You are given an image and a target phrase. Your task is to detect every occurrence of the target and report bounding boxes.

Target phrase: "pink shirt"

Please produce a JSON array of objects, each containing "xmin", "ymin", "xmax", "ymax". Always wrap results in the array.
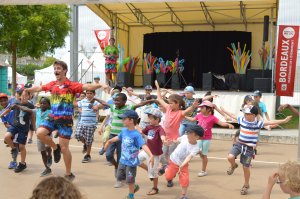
[
  {"xmin": 195, "ymin": 113, "xmax": 219, "ymax": 140},
  {"xmin": 163, "ymin": 105, "xmax": 184, "ymax": 141}
]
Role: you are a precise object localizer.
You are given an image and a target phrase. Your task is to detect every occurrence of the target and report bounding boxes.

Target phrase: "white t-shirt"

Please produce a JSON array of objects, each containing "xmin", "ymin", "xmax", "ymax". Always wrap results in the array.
[{"xmin": 170, "ymin": 135, "xmax": 200, "ymax": 166}]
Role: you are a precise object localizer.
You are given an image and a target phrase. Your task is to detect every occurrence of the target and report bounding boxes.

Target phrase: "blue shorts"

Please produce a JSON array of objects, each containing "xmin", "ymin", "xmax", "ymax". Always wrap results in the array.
[
  {"xmin": 39, "ymin": 119, "xmax": 73, "ymax": 139},
  {"xmin": 7, "ymin": 126, "xmax": 29, "ymax": 145},
  {"xmin": 197, "ymin": 140, "xmax": 211, "ymax": 156}
]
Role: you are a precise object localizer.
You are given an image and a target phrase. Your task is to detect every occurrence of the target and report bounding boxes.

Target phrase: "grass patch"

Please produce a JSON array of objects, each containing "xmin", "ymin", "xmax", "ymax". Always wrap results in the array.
[{"xmin": 276, "ymin": 107, "xmax": 299, "ymax": 129}]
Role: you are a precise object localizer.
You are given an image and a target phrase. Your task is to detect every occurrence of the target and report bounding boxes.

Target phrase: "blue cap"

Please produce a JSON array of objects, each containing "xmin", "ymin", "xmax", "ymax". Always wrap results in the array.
[
  {"xmin": 118, "ymin": 110, "xmax": 139, "ymax": 119},
  {"xmin": 94, "ymin": 76, "xmax": 100, "ymax": 80},
  {"xmin": 184, "ymin": 86, "xmax": 195, "ymax": 94}
]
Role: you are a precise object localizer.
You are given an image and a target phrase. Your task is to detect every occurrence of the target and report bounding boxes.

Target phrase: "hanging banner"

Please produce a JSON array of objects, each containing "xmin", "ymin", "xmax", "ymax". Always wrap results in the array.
[
  {"xmin": 94, "ymin": 30, "xmax": 110, "ymax": 51},
  {"xmin": 275, "ymin": 25, "xmax": 299, "ymax": 96}
]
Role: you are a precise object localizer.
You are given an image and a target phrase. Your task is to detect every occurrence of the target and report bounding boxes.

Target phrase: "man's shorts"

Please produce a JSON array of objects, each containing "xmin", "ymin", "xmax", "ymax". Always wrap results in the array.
[
  {"xmin": 75, "ymin": 124, "xmax": 97, "ymax": 146},
  {"xmin": 116, "ymin": 163, "xmax": 137, "ymax": 184},
  {"xmin": 138, "ymin": 150, "xmax": 161, "ymax": 179},
  {"xmin": 39, "ymin": 119, "xmax": 73, "ymax": 139},
  {"xmin": 229, "ymin": 142, "xmax": 254, "ymax": 167},
  {"xmin": 197, "ymin": 140, "xmax": 211, "ymax": 156},
  {"xmin": 7, "ymin": 126, "xmax": 29, "ymax": 145}
]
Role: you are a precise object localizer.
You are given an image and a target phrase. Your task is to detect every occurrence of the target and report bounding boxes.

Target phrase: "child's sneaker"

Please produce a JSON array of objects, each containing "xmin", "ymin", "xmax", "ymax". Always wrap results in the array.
[
  {"xmin": 197, "ymin": 171, "xmax": 208, "ymax": 177},
  {"xmin": 8, "ymin": 161, "xmax": 17, "ymax": 169},
  {"xmin": 240, "ymin": 185, "xmax": 250, "ymax": 195},
  {"xmin": 227, "ymin": 163, "xmax": 238, "ymax": 175},
  {"xmin": 167, "ymin": 180, "xmax": 174, "ymax": 187},
  {"xmin": 40, "ymin": 168, "xmax": 52, "ymax": 177},
  {"xmin": 82, "ymin": 155, "xmax": 91, "ymax": 163},
  {"xmin": 14, "ymin": 162, "xmax": 27, "ymax": 173},
  {"xmin": 64, "ymin": 173, "xmax": 75, "ymax": 181},
  {"xmin": 99, "ymin": 147, "xmax": 105, "ymax": 155},
  {"xmin": 53, "ymin": 144, "xmax": 61, "ymax": 163}
]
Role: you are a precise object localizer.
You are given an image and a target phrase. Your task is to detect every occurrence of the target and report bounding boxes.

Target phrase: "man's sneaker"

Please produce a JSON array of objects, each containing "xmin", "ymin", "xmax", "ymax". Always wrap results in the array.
[
  {"xmin": 53, "ymin": 144, "xmax": 61, "ymax": 163},
  {"xmin": 11, "ymin": 148, "xmax": 18, "ymax": 160},
  {"xmin": 64, "ymin": 173, "xmax": 75, "ymax": 181},
  {"xmin": 82, "ymin": 155, "xmax": 91, "ymax": 163},
  {"xmin": 99, "ymin": 147, "xmax": 105, "ymax": 155},
  {"xmin": 8, "ymin": 161, "xmax": 17, "ymax": 169},
  {"xmin": 158, "ymin": 165, "xmax": 167, "ymax": 176},
  {"xmin": 167, "ymin": 180, "xmax": 174, "ymax": 187},
  {"xmin": 114, "ymin": 181, "xmax": 124, "ymax": 188},
  {"xmin": 27, "ymin": 138, "xmax": 33, "ymax": 144},
  {"xmin": 40, "ymin": 168, "xmax": 52, "ymax": 177},
  {"xmin": 82, "ymin": 144, "xmax": 87, "ymax": 154},
  {"xmin": 197, "ymin": 171, "xmax": 208, "ymax": 177},
  {"xmin": 14, "ymin": 162, "xmax": 27, "ymax": 173},
  {"xmin": 47, "ymin": 156, "xmax": 53, "ymax": 167}
]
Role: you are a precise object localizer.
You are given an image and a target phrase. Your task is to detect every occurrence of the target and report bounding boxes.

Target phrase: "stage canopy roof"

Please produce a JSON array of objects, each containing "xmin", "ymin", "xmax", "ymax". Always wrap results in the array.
[{"xmin": 1, "ymin": 0, "xmax": 277, "ymax": 29}]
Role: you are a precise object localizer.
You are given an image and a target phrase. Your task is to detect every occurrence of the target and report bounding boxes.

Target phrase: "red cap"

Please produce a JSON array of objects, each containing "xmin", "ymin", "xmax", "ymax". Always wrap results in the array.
[{"xmin": 0, "ymin": 93, "xmax": 8, "ymax": 99}]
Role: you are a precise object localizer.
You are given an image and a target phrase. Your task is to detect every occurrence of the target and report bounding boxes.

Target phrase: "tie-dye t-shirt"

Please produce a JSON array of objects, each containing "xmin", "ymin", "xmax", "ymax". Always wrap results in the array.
[{"xmin": 42, "ymin": 79, "xmax": 83, "ymax": 125}]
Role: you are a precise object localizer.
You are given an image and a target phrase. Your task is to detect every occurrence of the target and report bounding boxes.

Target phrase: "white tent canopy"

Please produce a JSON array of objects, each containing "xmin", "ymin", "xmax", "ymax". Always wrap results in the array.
[
  {"xmin": 8, "ymin": 66, "xmax": 28, "ymax": 85},
  {"xmin": 34, "ymin": 52, "xmax": 105, "ymax": 85}
]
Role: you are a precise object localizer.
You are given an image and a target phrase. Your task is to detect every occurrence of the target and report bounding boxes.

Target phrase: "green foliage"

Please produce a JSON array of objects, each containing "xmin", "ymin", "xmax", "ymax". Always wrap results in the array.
[
  {"xmin": 17, "ymin": 64, "xmax": 40, "ymax": 77},
  {"xmin": 43, "ymin": 57, "xmax": 56, "ymax": 67},
  {"xmin": 17, "ymin": 56, "xmax": 56, "ymax": 77},
  {"xmin": 276, "ymin": 107, "xmax": 299, "ymax": 129},
  {"xmin": 0, "ymin": 5, "xmax": 71, "ymax": 58}
]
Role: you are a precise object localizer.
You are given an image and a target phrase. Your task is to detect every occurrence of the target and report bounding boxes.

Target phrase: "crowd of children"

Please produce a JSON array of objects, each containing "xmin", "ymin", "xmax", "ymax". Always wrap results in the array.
[{"xmin": 0, "ymin": 60, "xmax": 298, "ymax": 199}]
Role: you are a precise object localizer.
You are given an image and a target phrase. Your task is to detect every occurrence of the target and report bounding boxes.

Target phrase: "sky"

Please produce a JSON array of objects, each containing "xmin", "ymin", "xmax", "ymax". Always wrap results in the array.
[{"xmin": 52, "ymin": 6, "xmax": 110, "ymax": 59}]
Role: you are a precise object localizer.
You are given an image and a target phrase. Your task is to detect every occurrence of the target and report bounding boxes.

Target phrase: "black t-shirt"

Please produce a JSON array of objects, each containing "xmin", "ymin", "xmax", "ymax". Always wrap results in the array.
[{"xmin": 11, "ymin": 102, "xmax": 34, "ymax": 129}]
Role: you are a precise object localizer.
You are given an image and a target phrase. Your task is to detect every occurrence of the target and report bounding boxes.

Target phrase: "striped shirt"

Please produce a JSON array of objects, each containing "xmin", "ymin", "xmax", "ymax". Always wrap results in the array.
[
  {"xmin": 110, "ymin": 104, "xmax": 135, "ymax": 135},
  {"xmin": 237, "ymin": 116, "xmax": 264, "ymax": 147},
  {"xmin": 78, "ymin": 98, "xmax": 100, "ymax": 126}
]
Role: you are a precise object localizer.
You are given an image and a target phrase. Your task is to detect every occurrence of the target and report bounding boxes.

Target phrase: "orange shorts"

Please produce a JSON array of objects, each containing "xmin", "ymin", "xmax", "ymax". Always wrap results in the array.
[{"xmin": 165, "ymin": 160, "xmax": 189, "ymax": 187}]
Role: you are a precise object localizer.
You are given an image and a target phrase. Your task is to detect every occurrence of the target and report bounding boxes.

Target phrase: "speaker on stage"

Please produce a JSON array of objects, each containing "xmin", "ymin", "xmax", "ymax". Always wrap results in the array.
[
  {"xmin": 263, "ymin": 15, "xmax": 269, "ymax": 42},
  {"xmin": 254, "ymin": 78, "xmax": 271, "ymax": 93}
]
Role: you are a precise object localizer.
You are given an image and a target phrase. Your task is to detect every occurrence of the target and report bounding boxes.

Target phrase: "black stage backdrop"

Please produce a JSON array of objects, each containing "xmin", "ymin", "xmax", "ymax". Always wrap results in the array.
[{"xmin": 143, "ymin": 31, "xmax": 251, "ymax": 88}]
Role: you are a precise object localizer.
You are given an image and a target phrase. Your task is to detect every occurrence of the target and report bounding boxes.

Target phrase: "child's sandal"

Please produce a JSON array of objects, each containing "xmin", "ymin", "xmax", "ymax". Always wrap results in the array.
[
  {"xmin": 147, "ymin": 187, "xmax": 159, "ymax": 195},
  {"xmin": 240, "ymin": 185, "xmax": 250, "ymax": 195},
  {"xmin": 227, "ymin": 163, "xmax": 238, "ymax": 175}
]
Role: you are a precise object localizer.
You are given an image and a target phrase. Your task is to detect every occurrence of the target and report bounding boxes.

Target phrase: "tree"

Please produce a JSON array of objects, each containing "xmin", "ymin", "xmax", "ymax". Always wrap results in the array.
[{"xmin": 0, "ymin": 5, "xmax": 71, "ymax": 94}]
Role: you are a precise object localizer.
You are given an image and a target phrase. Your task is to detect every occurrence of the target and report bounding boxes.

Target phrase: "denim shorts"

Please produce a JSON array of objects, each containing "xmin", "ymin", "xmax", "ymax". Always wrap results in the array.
[
  {"xmin": 39, "ymin": 119, "xmax": 73, "ymax": 139},
  {"xmin": 7, "ymin": 126, "xmax": 29, "ymax": 145},
  {"xmin": 116, "ymin": 163, "xmax": 137, "ymax": 184},
  {"xmin": 230, "ymin": 142, "xmax": 254, "ymax": 167}
]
